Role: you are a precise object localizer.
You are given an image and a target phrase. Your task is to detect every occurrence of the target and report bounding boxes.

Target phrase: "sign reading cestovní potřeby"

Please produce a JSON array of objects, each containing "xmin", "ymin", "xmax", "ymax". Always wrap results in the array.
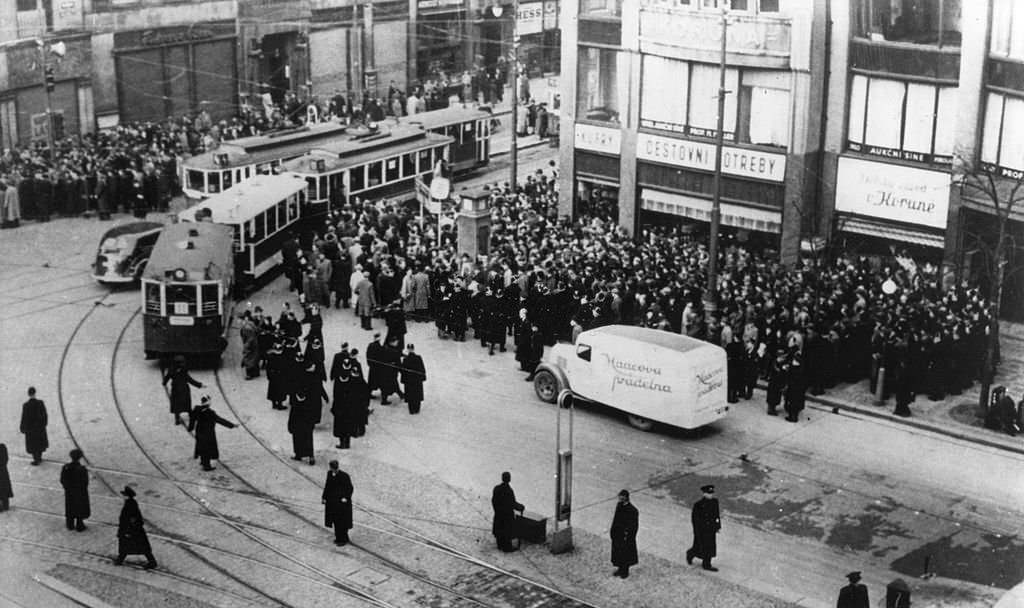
[{"xmin": 834, "ymin": 157, "xmax": 951, "ymax": 230}]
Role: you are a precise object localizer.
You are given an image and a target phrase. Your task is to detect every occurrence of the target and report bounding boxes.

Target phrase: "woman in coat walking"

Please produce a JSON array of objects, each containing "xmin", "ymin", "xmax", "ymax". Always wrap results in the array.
[
  {"xmin": 188, "ymin": 396, "xmax": 236, "ymax": 471},
  {"xmin": 162, "ymin": 356, "xmax": 203, "ymax": 425},
  {"xmin": 322, "ymin": 460, "xmax": 353, "ymax": 545},
  {"xmin": 610, "ymin": 489, "xmax": 639, "ymax": 578},
  {"xmin": 113, "ymin": 486, "xmax": 157, "ymax": 569}
]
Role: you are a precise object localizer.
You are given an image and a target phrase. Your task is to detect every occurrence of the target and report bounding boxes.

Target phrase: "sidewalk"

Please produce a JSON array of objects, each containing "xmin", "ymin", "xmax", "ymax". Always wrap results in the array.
[{"xmin": 792, "ymin": 322, "xmax": 1024, "ymax": 456}]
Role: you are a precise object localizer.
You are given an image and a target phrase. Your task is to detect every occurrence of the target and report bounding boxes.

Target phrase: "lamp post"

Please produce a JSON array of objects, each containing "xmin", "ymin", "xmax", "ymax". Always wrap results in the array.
[
  {"xmin": 703, "ymin": 4, "xmax": 730, "ymax": 323},
  {"xmin": 509, "ymin": 0, "xmax": 519, "ymax": 188},
  {"xmin": 36, "ymin": 39, "xmax": 63, "ymax": 161}
]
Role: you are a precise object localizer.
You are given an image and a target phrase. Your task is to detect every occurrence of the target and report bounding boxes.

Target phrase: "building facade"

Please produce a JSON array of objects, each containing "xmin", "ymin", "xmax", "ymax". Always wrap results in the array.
[{"xmin": 558, "ymin": 0, "xmax": 827, "ymax": 264}]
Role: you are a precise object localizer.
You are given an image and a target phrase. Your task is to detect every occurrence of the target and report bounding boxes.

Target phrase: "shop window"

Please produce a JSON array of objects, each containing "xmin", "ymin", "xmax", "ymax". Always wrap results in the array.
[
  {"xmin": 581, "ymin": 0, "xmax": 622, "ymax": 16},
  {"xmin": 853, "ymin": 0, "xmax": 962, "ymax": 47},
  {"xmin": 577, "ymin": 47, "xmax": 622, "ymax": 123},
  {"xmin": 847, "ymin": 74, "xmax": 957, "ymax": 163},
  {"xmin": 992, "ymin": 0, "xmax": 1024, "ymax": 60},
  {"xmin": 981, "ymin": 92, "xmax": 1024, "ymax": 173}
]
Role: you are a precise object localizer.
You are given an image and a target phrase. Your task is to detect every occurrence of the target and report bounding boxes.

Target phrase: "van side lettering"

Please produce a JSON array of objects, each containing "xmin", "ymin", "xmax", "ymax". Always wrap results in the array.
[{"xmin": 611, "ymin": 375, "xmax": 673, "ymax": 393}]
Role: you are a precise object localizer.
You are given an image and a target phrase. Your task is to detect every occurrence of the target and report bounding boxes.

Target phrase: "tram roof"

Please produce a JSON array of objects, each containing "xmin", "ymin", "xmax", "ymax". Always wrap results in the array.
[
  {"xmin": 286, "ymin": 131, "xmax": 453, "ymax": 175},
  {"xmin": 184, "ymin": 121, "xmax": 350, "ymax": 170},
  {"xmin": 143, "ymin": 221, "xmax": 234, "ymax": 281},
  {"xmin": 308, "ymin": 125, "xmax": 437, "ymax": 158},
  {"xmin": 178, "ymin": 174, "xmax": 308, "ymax": 224},
  {"xmin": 582, "ymin": 325, "xmax": 716, "ymax": 354},
  {"xmin": 407, "ymin": 106, "xmax": 493, "ymax": 130}
]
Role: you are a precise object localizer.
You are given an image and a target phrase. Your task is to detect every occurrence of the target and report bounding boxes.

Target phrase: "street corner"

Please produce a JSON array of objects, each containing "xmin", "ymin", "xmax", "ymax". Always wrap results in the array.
[{"xmin": 890, "ymin": 529, "xmax": 1024, "ymax": 590}]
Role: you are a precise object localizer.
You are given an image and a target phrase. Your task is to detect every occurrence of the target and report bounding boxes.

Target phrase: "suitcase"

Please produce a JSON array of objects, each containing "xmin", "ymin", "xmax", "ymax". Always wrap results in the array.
[{"xmin": 514, "ymin": 511, "xmax": 548, "ymax": 545}]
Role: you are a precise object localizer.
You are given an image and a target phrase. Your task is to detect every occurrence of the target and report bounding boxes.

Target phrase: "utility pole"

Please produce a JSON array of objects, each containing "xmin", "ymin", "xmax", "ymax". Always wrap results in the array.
[
  {"xmin": 703, "ymin": 5, "xmax": 729, "ymax": 323},
  {"xmin": 37, "ymin": 39, "xmax": 56, "ymax": 161},
  {"xmin": 509, "ymin": 0, "xmax": 519, "ymax": 188}
]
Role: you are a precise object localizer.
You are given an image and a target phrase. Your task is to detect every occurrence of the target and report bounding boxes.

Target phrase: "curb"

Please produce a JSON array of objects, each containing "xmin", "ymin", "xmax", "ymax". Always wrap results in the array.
[
  {"xmin": 33, "ymin": 573, "xmax": 118, "ymax": 608},
  {"xmin": 758, "ymin": 382, "xmax": 1024, "ymax": 457}
]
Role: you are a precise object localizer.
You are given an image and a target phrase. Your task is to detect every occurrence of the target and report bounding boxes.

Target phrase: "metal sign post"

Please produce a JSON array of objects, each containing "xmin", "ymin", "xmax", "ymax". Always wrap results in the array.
[{"xmin": 551, "ymin": 388, "xmax": 574, "ymax": 553}]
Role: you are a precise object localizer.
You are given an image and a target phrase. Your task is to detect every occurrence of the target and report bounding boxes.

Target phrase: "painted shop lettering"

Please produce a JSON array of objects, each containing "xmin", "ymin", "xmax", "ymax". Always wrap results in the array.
[
  {"xmin": 601, "ymin": 353, "xmax": 672, "ymax": 393},
  {"xmin": 696, "ymin": 368, "xmax": 724, "ymax": 397},
  {"xmin": 872, "ymin": 190, "xmax": 935, "ymax": 214}
]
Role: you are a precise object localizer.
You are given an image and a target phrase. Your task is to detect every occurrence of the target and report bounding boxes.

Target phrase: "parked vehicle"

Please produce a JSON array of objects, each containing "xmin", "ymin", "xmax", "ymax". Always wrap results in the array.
[{"xmin": 92, "ymin": 221, "xmax": 164, "ymax": 284}]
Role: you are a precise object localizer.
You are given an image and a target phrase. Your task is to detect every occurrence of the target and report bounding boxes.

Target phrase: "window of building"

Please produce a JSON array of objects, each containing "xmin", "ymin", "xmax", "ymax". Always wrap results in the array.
[
  {"xmin": 853, "ymin": 0, "xmax": 962, "ymax": 47},
  {"xmin": 847, "ymin": 74, "xmax": 957, "ymax": 163},
  {"xmin": 577, "ymin": 47, "xmax": 622, "ymax": 123},
  {"xmin": 16, "ymin": 0, "xmax": 36, "ymax": 11},
  {"xmin": 580, "ymin": 0, "xmax": 622, "ymax": 16},
  {"xmin": 991, "ymin": 0, "xmax": 1024, "ymax": 60},
  {"xmin": 981, "ymin": 92, "xmax": 1024, "ymax": 173},
  {"xmin": 640, "ymin": 55, "xmax": 689, "ymax": 133}
]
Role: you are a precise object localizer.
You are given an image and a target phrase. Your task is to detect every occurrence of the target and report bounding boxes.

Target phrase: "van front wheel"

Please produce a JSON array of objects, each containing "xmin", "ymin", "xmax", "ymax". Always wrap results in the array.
[
  {"xmin": 627, "ymin": 415, "xmax": 654, "ymax": 431},
  {"xmin": 533, "ymin": 370, "xmax": 559, "ymax": 403}
]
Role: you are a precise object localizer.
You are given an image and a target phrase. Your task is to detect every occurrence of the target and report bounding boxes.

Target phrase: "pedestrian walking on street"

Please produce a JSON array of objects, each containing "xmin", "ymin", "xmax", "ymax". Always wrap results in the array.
[
  {"xmin": 19, "ymin": 386, "xmax": 48, "ymax": 465},
  {"xmin": 491, "ymin": 471, "xmax": 524, "ymax": 552},
  {"xmin": 686, "ymin": 484, "xmax": 721, "ymax": 571},
  {"xmin": 162, "ymin": 356, "xmax": 204, "ymax": 425},
  {"xmin": 60, "ymin": 449, "xmax": 90, "ymax": 532},
  {"xmin": 322, "ymin": 460, "xmax": 353, "ymax": 546},
  {"xmin": 113, "ymin": 486, "xmax": 157, "ymax": 569},
  {"xmin": 610, "ymin": 489, "xmax": 639, "ymax": 578},
  {"xmin": 400, "ymin": 344, "xmax": 427, "ymax": 414},
  {"xmin": 0, "ymin": 443, "xmax": 12, "ymax": 512},
  {"xmin": 188, "ymin": 395, "xmax": 237, "ymax": 471},
  {"xmin": 836, "ymin": 571, "xmax": 869, "ymax": 608}
]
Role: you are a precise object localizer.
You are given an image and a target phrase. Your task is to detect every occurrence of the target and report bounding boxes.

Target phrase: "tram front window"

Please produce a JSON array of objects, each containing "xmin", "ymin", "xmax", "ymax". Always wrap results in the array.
[
  {"xmin": 187, "ymin": 170, "xmax": 205, "ymax": 193},
  {"xmin": 208, "ymin": 172, "xmax": 221, "ymax": 193}
]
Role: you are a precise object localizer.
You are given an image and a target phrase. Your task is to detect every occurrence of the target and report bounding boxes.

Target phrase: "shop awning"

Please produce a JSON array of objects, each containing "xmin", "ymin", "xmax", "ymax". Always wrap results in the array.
[
  {"xmin": 836, "ymin": 215, "xmax": 945, "ymax": 249},
  {"xmin": 640, "ymin": 188, "xmax": 782, "ymax": 234}
]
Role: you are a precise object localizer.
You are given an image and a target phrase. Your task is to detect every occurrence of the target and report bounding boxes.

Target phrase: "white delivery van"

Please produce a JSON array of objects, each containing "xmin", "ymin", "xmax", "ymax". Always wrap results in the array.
[{"xmin": 533, "ymin": 325, "xmax": 729, "ymax": 431}]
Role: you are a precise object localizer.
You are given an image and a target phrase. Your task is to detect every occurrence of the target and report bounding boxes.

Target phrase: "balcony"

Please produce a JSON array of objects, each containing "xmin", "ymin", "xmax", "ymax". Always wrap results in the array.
[{"xmin": 849, "ymin": 37, "xmax": 960, "ymax": 82}]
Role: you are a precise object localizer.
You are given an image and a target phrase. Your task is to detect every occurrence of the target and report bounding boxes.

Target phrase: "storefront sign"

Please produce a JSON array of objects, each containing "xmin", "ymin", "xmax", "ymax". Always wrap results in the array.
[
  {"xmin": 847, "ymin": 141, "xmax": 952, "ymax": 166},
  {"xmin": 574, "ymin": 124, "xmax": 621, "ymax": 156},
  {"xmin": 517, "ymin": 2, "xmax": 544, "ymax": 36},
  {"xmin": 542, "ymin": 0, "xmax": 559, "ymax": 30},
  {"xmin": 140, "ymin": 26, "xmax": 219, "ymax": 47},
  {"xmin": 639, "ymin": 6, "xmax": 790, "ymax": 58},
  {"xmin": 418, "ymin": 0, "xmax": 463, "ymax": 9},
  {"xmin": 835, "ymin": 157, "xmax": 951, "ymax": 230},
  {"xmin": 980, "ymin": 161, "xmax": 1024, "ymax": 181},
  {"xmin": 239, "ymin": 0, "xmax": 311, "ymax": 19},
  {"xmin": 637, "ymin": 133, "xmax": 786, "ymax": 183}
]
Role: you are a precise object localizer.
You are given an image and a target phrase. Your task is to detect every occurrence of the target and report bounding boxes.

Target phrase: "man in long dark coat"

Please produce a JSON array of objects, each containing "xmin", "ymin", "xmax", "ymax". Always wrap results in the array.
[
  {"xmin": 377, "ymin": 339, "xmax": 403, "ymax": 405},
  {"xmin": 188, "ymin": 396, "xmax": 236, "ymax": 471},
  {"xmin": 162, "ymin": 357, "xmax": 203, "ymax": 425},
  {"xmin": 365, "ymin": 334, "xmax": 385, "ymax": 399},
  {"xmin": 265, "ymin": 340, "xmax": 289, "ymax": 410},
  {"xmin": 114, "ymin": 486, "xmax": 157, "ymax": 569},
  {"xmin": 686, "ymin": 484, "xmax": 721, "ymax": 571},
  {"xmin": 60, "ymin": 449, "xmax": 90, "ymax": 531},
  {"xmin": 289, "ymin": 369, "xmax": 322, "ymax": 465},
  {"xmin": 610, "ymin": 489, "xmax": 639, "ymax": 578},
  {"xmin": 836, "ymin": 571, "xmax": 870, "ymax": 608},
  {"xmin": 0, "ymin": 443, "xmax": 12, "ymax": 511},
  {"xmin": 783, "ymin": 351, "xmax": 806, "ymax": 423},
  {"xmin": 385, "ymin": 303, "xmax": 407, "ymax": 351},
  {"xmin": 491, "ymin": 471, "xmax": 524, "ymax": 552},
  {"xmin": 348, "ymin": 358, "xmax": 371, "ymax": 437},
  {"xmin": 400, "ymin": 344, "xmax": 427, "ymax": 414},
  {"xmin": 19, "ymin": 387, "xmax": 48, "ymax": 465},
  {"xmin": 323, "ymin": 460, "xmax": 353, "ymax": 545},
  {"xmin": 239, "ymin": 312, "xmax": 261, "ymax": 379},
  {"xmin": 331, "ymin": 355, "xmax": 356, "ymax": 449}
]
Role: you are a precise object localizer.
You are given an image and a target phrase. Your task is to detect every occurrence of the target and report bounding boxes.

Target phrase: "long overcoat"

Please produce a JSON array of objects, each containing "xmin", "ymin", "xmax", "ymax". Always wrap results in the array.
[
  {"xmin": 400, "ymin": 353, "xmax": 427, "ymax": 404},
  {"xmin": 610, "ymin": 501, "xmax": 639, "ymax": 567},
  {"xmin": 491, "ymin": 482, "xmax": 523, "ymax": 540},
  {"xmin": 322, "ymin": 469, "xmax": 353, "ymax": 529},
  {"xmin": 354, "ymin": 278, "xmax": 377, "ymax": 316},
  {"xmin": 188, "ymin": 406, "xmax": 236, "ymax": 460},
  {"xmin": 410, "ymin": 271, "xmax": 431, "ymax": 311},
  {"xmin": 0, "ymin": 444, "xmax": 12, "ymax": 501},
  {"xmin": 239, "ymin": 319, "xmax": 260, "ymax": 371},
  {"xmin": 60, "ymin": 460, "xmax": 90, "ymax": 519},
  {"xmin": 19, "ymin": 397, "xmax": 49, "ymax": 455},
  {"xmin": 331, "ymin": 374, "xmax": 358, "ymax": 438},
  {"xmin": 690, "ymin": 496, "xmax": 721, "ymax": 559},
  {"xmin": 163, "ymin": 366, "xmax": 202, "ymax": 415},
  {"xmin": 117, "ymin": 497, "xmax": 153, "ymax": 555}
]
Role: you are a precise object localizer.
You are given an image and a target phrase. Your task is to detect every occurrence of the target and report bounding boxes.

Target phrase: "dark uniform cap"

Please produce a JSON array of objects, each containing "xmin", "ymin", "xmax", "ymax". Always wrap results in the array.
[
  {"xmin": 846, "ymin": 571, "xmax": 861, "ymax": 582},
  {"xmin": 121, "ymin": 486, "xmax": 136, "ymax": 498},
  {"xmin": 701, "ymin": 484, "xmax": 715, "ymax": 494}
]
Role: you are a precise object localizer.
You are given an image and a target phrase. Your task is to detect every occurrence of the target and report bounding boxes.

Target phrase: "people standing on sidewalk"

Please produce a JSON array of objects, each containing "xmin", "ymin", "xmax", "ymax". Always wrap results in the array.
[
  {"xmin": 163, "ymin": 356, "xmax": 203, "ymax": 425},
  {"xmin": 400, "ymin": 344, "xmax": 427, "ymax": 415},
  {"xmin": 113, "ymin": 486, "xmax": 157, "ymax": 570},
  {"xmin": 491, "ymin": 472, "xmax": 524, "ymax": 552},
  {"xmin": 19, "ymin": 387, "xmax": 48, "ymax": 465},
  {"xmin": 686, "ymin": 484, "xmax": 721, "ymax": 571},
  {"xmin": 188, "ymin": 395, "xmax": 236, "ymax": 471},
  {"xmin": 60, "ymin": 449, "xmax": 90, "ymax": 532},
  {"xmin": 836, "ymin": 571, "xmax": 869, "ymax": 608},
  {"xmin": 322, "ymin": 460, "xmax": 353, "ymax": 546},
  {"xmin": 0, "ymin": 443, "xmax": 12, "ymax": 512},
  {"xmin": 610, "ymin": 489, "xmax": 639, "ymax": 578}
]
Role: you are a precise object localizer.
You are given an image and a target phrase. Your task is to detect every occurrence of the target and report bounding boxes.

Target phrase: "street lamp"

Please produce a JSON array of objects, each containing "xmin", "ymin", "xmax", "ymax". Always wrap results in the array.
[
  {"xmin": 36, "ymin": 38, "xmax": 65, "ymax": 161},
  {"xmin": 509, "ymin": 0, "xmax": 520, "ymax": 189},
  {"xmin": 703, "ymin": 3, "xmax": 731, "ymax": 324},
  {"xmin": 550, "ymin": 388, "xmax": 574, "ymax": 553}
]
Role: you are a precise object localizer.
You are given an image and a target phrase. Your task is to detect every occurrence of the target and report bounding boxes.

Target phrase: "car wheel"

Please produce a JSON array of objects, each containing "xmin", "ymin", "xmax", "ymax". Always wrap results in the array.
[
  {"xmin": 627, "ymin": 414, "xmax": 654, "ymax": 431},
  {"xmin": 533, "ymin": 370, "xmax": 559, "ymax": 403}
]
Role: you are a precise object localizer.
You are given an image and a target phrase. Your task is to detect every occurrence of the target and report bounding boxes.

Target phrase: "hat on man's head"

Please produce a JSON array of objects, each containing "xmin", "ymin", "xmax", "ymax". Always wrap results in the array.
[
  {"xmin": 200, "ymin": 395, "xmax": 211, "ymax": 405},
  {"xmin": 618, "ymin": 489, "xmax": 630, "ymax": 498},
  {"xmin": 845, "ymin": 571, "xmax": 861, "ymax": 582},
  {"xmin": 700, "ymin": 484, "xmax": 715, "ymax": 494},
  {"xmin": 121, "ymin": 486, "xmax": 136, "ymax": 498}
]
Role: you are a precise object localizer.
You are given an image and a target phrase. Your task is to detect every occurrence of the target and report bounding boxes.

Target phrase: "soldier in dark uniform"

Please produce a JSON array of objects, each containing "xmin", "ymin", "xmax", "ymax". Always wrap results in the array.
[
  {"xmin": 784, "ymin": 350, "xmax": 806, "ymax": 423},
  {"xmin": 113, "ymin": 486, "xmax": 157, "ymax": 569},
  {"xmin": 266, "ymin": 340, "xmax": 289, "ymax": 410},
  {"xmin": 60, "ymin": 449, "xmax": 90, "ymax": 531},
  {"xmin": 610, "ymin": 489, "xmax": 639, "ymax": 578},
  {"xmin": 378, "ymin": 339, "xmax": 403, "ymax": 405},
  {"xmin": 347, "ymin": 356, "xmax": 371, "ymax": 437},
  {"xmin": 491, "ymin": 471, "xmax": 524, "ymax": 552},
  {"xmin": 162, "ymin": 356, "xmax": 203, "ymax": 425},
  {"xmin": 365, "ymin": 333, "xmax": 385, "ymax": 400},
  {"xmin": 523, "ymin": 323, "xmax": 545, "ymax": 381},
  {"xmin": 385, "ymin": 302, "xmax": 407, "ymax": 351},
  {"xmin": 765, "ymin": 349, "xmax": 788, "ymax": 416},
  {"xmin": 836, "ymin": 571, "xmax": 869, "ymax": 608},
  {"xmin": 19, "ymin": 387, "xmax": 48, "ymax": 465},
  {"xmin": 188, "ymin": 395, "xmax": 237, "ymax": 471},
  {"xmin": 686, "ymin": 484, "xmax": 721, "ymax": 571},
  {"xmin": 331, "ymin": 353, "xmax": 356, "ymax": 449},
  {"xmin": 725, "ymin": 334, "xmax": 744, "ymax": 404},
  {"xmin": 400, "ymin": 344, "xmax": 427, "ymax": 414},
  {"xmin": 449, "ymin": 284, "xmax": 469, "ymax": 341},
  {"xmin": 288, "ymin": 377, "xmax": 318, "ymax": 465},
  {"xmin": 322, "ymin": 460, "xmax": 353, "ymax": 545}
]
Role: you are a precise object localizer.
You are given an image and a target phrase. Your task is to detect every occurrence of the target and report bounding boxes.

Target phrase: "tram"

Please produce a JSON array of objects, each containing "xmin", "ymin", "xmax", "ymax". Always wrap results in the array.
[
  {"xmin": 281, "ymin": 123, "xmax": 452, "ymax": 210},
  {"xmin": 407, "ymin": 106, "xmax": 493, "ymax": 173},
  {"xmin": 181, "ymin": 121, "xmax": 348, "ymax": 200},
  {"xmin": 178, "ymin": 173, "xmax": 308, "ymax": 285},
  {"xmin": 140, "ymin": 222, "xmax": 235, "ymax": 359}
]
